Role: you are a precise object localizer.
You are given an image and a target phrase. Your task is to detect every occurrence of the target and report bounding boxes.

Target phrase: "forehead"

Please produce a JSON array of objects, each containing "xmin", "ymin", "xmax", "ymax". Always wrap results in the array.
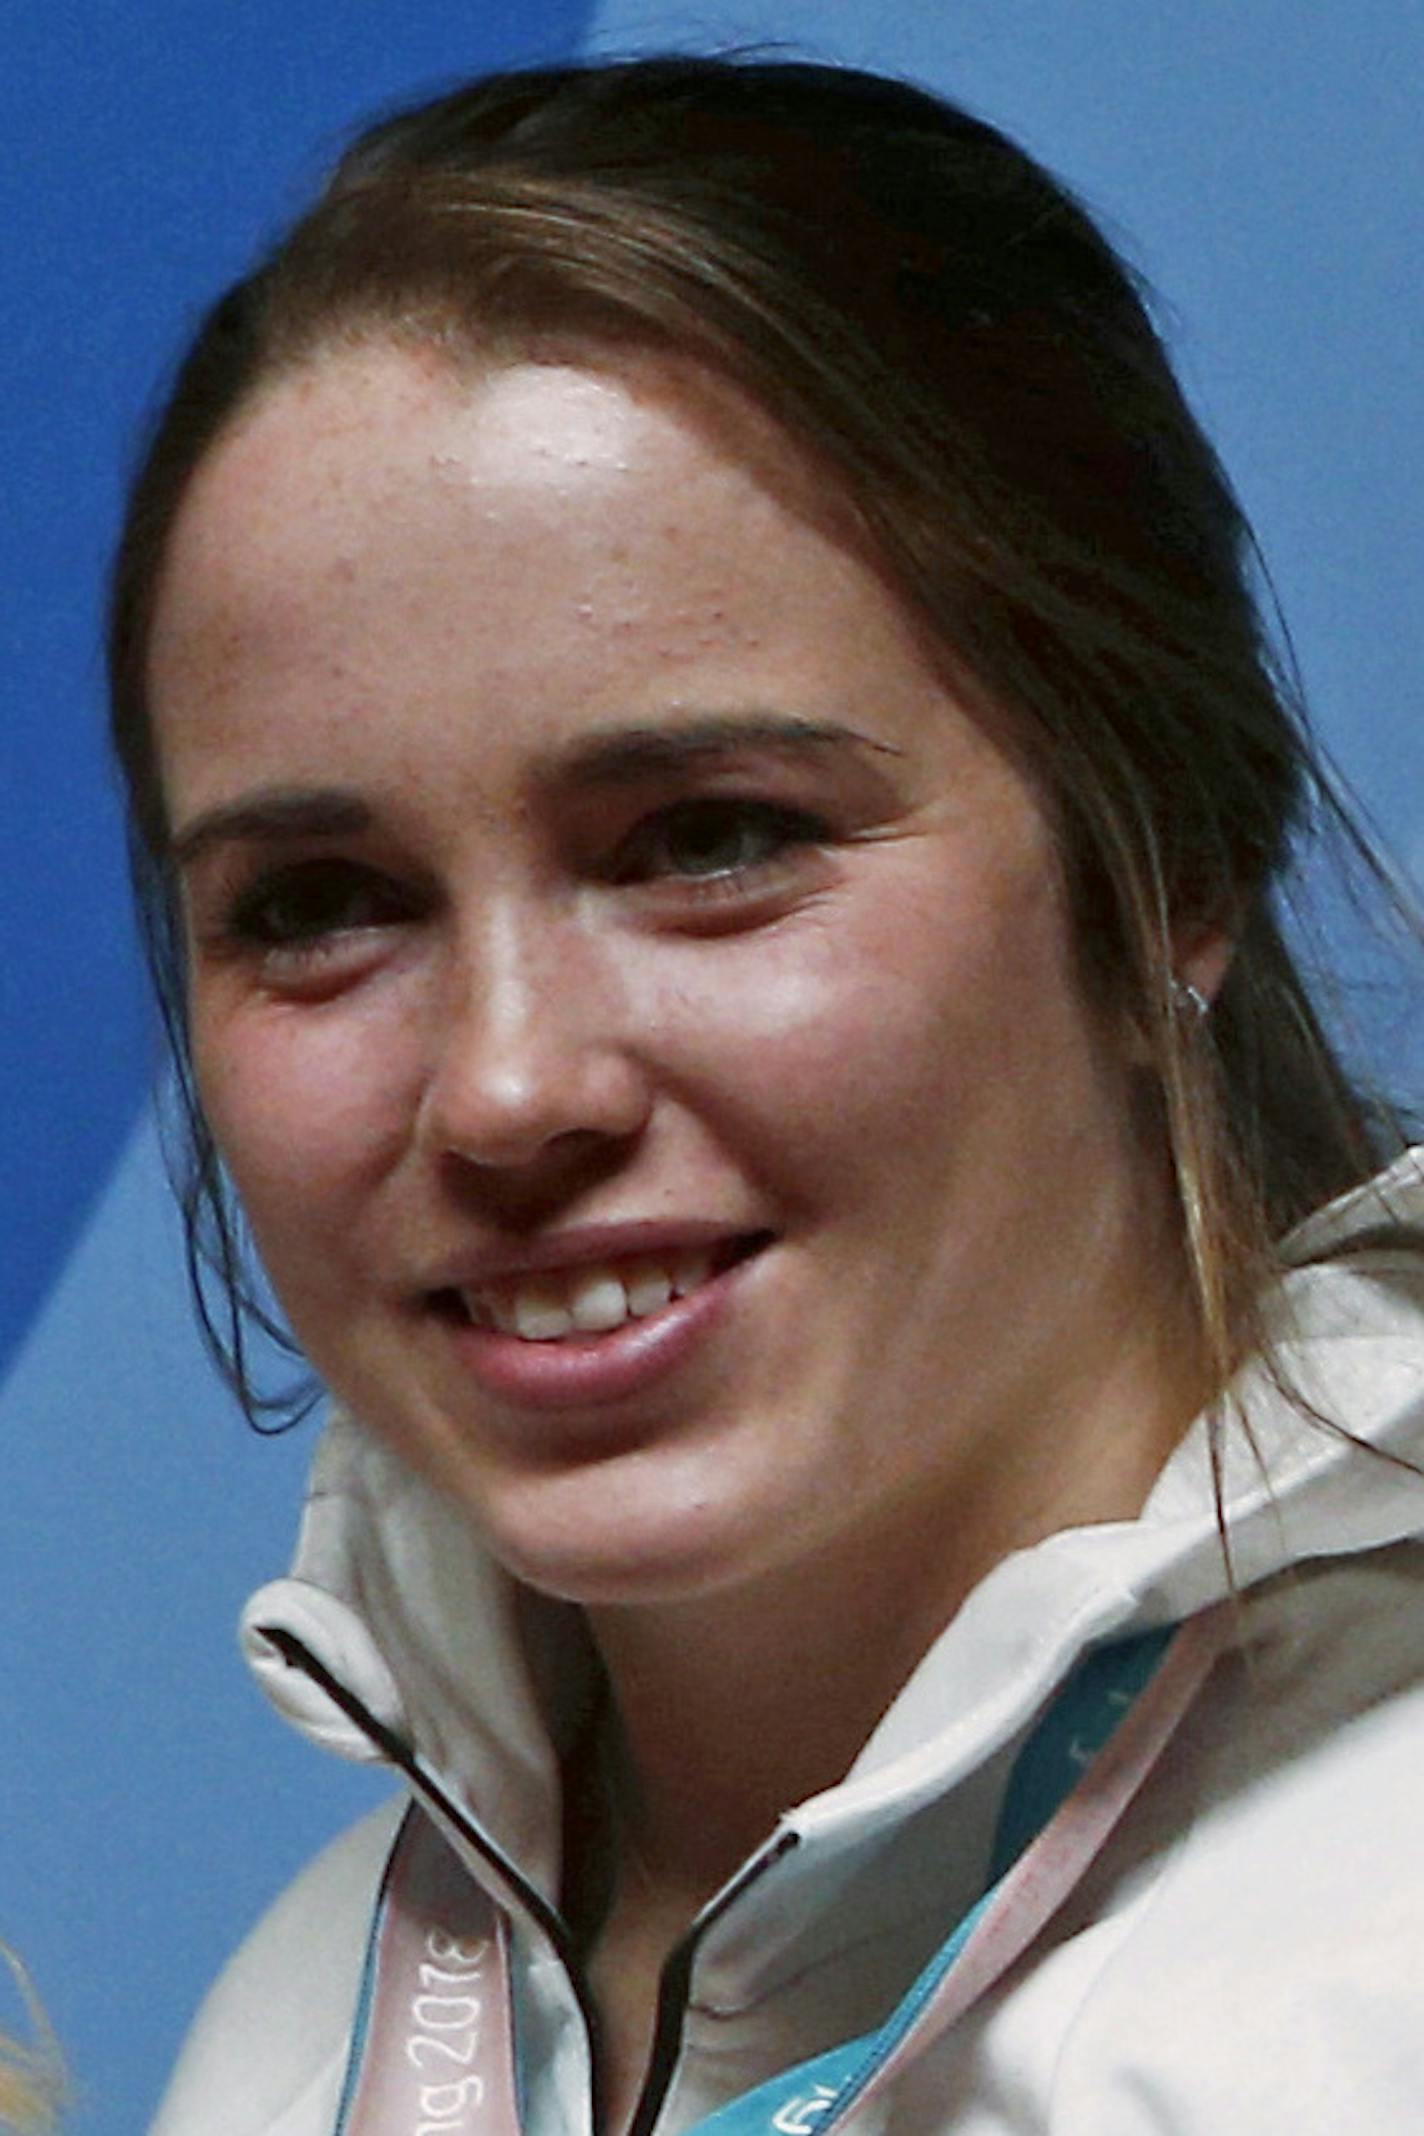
[
  {"xmin": 152, "ymin": 337, "xmax": 856, "ymax": 629},
  {"xmin": 150, "ymin": 349, "xmax": 657, "ymax": 669},
  {"xmin": 146, "ymin": 339, "xmax": 1005, "ymax": 833}
]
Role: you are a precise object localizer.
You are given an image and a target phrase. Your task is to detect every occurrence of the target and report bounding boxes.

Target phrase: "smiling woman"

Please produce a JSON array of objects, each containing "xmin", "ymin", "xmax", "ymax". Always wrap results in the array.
[
  {"xmin": 113, "ymin": 53, "xmax": 1424, "ymax": 2136},
  {"xmin": 150, "ymin": 343, "xmax": 1194, "ymax": 1625}
]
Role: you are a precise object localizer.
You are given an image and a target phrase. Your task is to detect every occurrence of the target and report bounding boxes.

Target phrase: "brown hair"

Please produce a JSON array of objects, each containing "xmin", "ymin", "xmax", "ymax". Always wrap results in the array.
[{"xmin": 109, "ymin": 54, "xmax": 1403, "ymax": 1429}]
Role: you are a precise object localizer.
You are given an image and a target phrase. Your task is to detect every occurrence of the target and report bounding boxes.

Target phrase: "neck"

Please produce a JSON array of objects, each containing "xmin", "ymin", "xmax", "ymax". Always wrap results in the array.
[
  {"xmin": 589, "ymin": 1564, "xmax": 922, "ymax": 1906},
  {"xmin": 585, "ymin": 1465, "xmax": 1052, "ymax": 1910}
]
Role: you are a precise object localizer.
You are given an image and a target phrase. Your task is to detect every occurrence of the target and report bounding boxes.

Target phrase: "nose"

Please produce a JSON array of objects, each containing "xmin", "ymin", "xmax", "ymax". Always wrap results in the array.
[{"xmin": 414, "ymin": 899, "xmax": 653, "ymax": 1178}]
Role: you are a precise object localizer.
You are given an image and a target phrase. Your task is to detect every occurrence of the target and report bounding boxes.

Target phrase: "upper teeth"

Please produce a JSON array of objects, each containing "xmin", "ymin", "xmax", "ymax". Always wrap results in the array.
[{"xmin": 463, "ymin": 1250, "xmax": 714, "ymax": 1342}]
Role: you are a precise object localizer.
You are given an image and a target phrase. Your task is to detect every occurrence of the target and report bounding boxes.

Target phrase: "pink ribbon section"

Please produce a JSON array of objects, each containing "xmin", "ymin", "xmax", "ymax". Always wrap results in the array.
[
  {"xmin": 846, "ymin": 1604, "xmax": 1229, "ymax": 2120},
  {"xmin": 340, "ymin": 1817, "xmax": 521, "ymax": 2136}
]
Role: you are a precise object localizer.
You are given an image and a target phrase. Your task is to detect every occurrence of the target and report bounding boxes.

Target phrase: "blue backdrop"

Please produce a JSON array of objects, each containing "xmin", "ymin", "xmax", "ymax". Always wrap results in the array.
[{"xmin": 3, "ymin": 3, "xmax": 1419, "ymax": 2126}]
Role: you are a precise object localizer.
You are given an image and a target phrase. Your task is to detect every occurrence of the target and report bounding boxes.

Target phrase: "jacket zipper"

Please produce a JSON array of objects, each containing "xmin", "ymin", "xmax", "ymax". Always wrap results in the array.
[
  {"xmin": 259, "ymin": 1626, "xmax": 608, "ymax": 2118},
  {"xmin": 624, "ymin": 1829, "xmax": 800, "ymax": 2136},
  {"xmin": 262, "ymin": 1623, "xmax": 799, "ymax": 2136}
]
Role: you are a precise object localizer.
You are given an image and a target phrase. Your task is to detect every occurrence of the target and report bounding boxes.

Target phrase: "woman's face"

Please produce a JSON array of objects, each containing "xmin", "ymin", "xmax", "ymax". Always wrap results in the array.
[{"xmin": 150, "ymin": 342, "xmax": 1186, "ymax": 1620}]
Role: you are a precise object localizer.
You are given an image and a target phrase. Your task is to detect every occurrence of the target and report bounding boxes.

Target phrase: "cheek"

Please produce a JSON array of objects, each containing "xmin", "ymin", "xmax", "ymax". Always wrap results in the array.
[
  {"xmin": 191, "ymin": 988, "xmax": 424, "ymax": 1240},
  {"xmin": 646, "ymin": 863, "xmax": 1085, "ymax": 1193}
]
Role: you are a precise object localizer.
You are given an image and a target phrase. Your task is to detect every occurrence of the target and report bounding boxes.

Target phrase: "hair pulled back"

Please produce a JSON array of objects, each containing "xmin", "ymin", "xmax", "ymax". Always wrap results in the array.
[{"xmin": 108, "ymin": 54, "xmax": 1396, "ymax": 1428}]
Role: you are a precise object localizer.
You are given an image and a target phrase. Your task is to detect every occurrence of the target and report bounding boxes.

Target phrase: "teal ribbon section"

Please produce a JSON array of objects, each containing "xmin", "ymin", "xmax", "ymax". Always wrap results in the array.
[
  {"xmin": 332, "ymin": 1844, "xmax": 398, "ymax": 2136},
  {"xmin": 690, "ymin": 1623, "xmax": 1174, "ymax": 2136}
]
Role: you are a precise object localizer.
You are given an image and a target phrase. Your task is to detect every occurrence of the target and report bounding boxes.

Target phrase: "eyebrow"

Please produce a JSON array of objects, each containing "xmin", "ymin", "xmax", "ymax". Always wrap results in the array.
[
  {"xmin": 169, "ymin": 789, "xmax": 373, "ymax": 870},
  {"xmin": 550, "ymin": 714, "xmax": 904, "ymax": 786},
  {"xmin": 167, "ymin": 714, "xmax": 904, "ymax": 867}
]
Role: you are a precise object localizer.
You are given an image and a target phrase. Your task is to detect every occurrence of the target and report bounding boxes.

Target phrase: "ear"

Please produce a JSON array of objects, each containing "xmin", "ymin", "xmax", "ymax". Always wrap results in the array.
[
  {"xmin": 1172, "ymin": 924, "xmax": 1234, "ymax": 1008},
  {"xmin": 1118, "ymin": 923, "xmax": 1236, "ymax": 1067}
]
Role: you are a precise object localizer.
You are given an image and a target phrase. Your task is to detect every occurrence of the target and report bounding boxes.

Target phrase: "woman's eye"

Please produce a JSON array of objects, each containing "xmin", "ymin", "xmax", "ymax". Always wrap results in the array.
[
  {"xmin": 222, "ymin": 858, "xmax": 409, "ymax": 953},
  {"xmin": 613, "ymin": 798, "xmax": 826, "ymax": 885}
]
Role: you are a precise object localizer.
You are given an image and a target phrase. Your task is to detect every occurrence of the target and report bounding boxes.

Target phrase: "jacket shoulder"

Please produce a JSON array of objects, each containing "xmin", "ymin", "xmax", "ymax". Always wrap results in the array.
[{"xmin": 149, "ymin": 1797, "xmax": 403, "ymax": 2136}]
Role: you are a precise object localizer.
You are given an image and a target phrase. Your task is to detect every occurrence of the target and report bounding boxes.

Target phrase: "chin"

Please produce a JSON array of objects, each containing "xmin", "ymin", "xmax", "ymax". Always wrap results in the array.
[{"xmin": 462, "ymin": 1466, "xmax": 785, "ymax": 1611}]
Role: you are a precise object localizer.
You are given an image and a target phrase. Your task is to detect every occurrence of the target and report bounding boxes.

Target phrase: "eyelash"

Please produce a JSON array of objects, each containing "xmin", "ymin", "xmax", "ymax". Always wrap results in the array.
[
  {"xmin": 205, "ymin": 797, "xmax": 831, "ymax": 971},
  {"xmin": 215, "ymin": 858, "xmax": 417, "ymax": 959},
  {"xmin": 606, "ymin": 797, "xmax": 831, "ymax": 896}
]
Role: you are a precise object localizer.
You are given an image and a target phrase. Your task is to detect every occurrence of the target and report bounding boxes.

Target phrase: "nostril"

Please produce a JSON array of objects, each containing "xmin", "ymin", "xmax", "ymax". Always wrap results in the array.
[{"xmin": 415, "ymin": 990, "xmax": 656, "ymax": 1173}]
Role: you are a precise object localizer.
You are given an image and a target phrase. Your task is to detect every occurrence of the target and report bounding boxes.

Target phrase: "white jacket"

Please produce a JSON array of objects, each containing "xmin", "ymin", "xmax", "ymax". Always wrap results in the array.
[{"xmin": 152, "ymin": 1151, "xmax": 1424, "ymax": 2135}]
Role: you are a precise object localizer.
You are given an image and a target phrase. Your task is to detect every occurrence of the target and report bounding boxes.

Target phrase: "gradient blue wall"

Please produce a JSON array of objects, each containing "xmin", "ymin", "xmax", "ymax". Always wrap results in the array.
[{"xmin": 3, "ymin": 3, "xmax": 1419, "ymax": 2126}]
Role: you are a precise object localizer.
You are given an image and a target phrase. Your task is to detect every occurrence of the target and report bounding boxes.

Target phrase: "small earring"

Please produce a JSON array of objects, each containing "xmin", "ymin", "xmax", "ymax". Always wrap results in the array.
[{"xmin": 1170, "ymin": 975, "xmax": 1210, "ymax": 1022}]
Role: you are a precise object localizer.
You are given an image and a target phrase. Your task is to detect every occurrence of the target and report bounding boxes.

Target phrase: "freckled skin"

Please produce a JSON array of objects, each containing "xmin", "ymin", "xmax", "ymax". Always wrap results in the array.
[{"xmin": 150, "ymin": 343, "xmax": 1196, "ymax": 1639}]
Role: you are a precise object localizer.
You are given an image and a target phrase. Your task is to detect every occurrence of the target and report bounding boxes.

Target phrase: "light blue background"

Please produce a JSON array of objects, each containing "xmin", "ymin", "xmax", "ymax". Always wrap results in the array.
[{"xmin": 3, "ymin": 4, "xmax": 1419, "ymax": 2127}]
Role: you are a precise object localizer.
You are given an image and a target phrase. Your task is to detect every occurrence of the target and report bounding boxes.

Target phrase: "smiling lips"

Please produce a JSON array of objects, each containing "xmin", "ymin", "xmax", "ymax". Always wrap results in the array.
[
  {"xmin": 461, "ymin": 1247, "xmax": 713, "ymax": 1341},
  {"xmin": 442, "ymin": 1233, "xmax": 769, "ymax": 1346},
  {"xmin": 431, "ymin": 1232, "xmax": 769, "ymax": 1415}
]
